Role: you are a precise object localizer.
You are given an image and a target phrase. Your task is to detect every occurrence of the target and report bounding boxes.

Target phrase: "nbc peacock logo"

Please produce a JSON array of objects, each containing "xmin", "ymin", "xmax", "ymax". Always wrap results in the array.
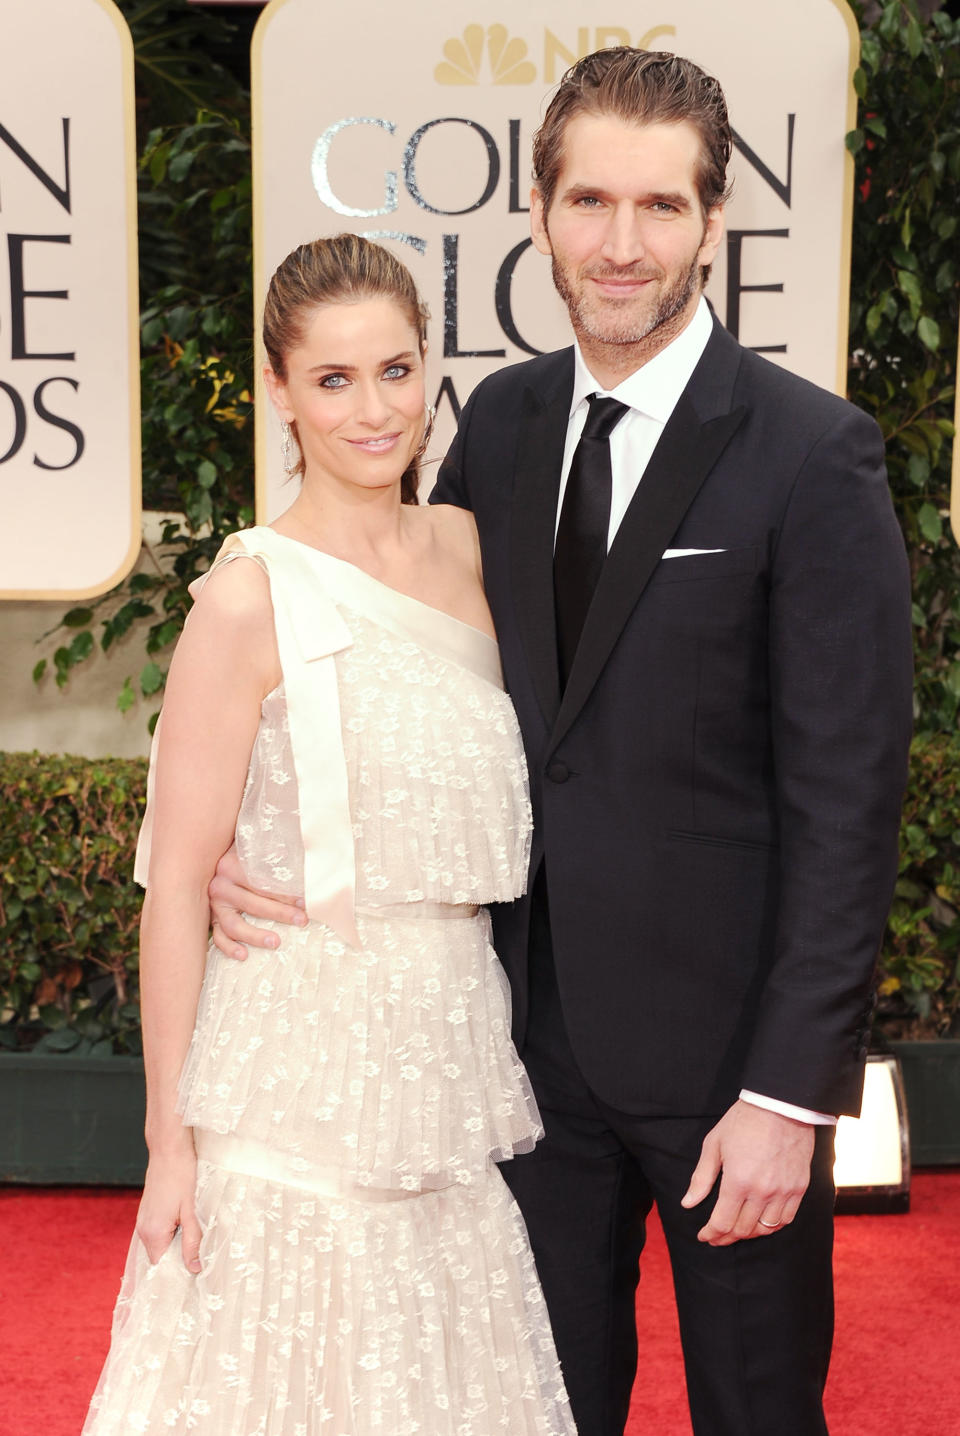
[{"xmin": 435, "ymin": 24, "xmax": 537, "ymax": 85}]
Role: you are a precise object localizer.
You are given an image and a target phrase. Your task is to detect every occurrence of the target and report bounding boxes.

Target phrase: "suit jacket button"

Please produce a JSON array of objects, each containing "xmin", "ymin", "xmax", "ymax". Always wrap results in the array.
[{"xmin": 546, "ymin": 761, "xmax": 570, "ymax": 783}]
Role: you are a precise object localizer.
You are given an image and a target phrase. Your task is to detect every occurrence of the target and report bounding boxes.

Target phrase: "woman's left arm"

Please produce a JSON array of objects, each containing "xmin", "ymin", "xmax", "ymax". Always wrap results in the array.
[{"xmin": 135, "ymin": 557, "xmax": 279, "ymax": 1269}]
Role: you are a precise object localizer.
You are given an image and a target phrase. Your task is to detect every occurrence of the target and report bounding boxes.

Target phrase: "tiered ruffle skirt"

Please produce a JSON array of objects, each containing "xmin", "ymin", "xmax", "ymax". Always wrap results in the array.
[{"xmin": 83, "ymin": 911, "xmax": 574, "ymax": 1434}]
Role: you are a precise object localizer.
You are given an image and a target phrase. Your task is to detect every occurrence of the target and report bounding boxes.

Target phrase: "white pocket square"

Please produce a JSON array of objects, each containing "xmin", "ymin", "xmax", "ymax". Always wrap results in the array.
[{"xmin": 661, "ymin": 548, "xmax": 727, "ymax": 559}]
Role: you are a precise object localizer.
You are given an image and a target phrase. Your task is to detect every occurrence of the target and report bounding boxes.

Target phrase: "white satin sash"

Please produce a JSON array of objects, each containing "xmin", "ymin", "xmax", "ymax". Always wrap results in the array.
[
  {"xmin": 135, "ymin": 528, "xmax": 358, "ymax": 947},
  {"xmin": 359, "ymin": 901, "xmax": 480, "ymax": 921},
  {"xmin": 194, "ymin": 1129, "xmax": 445, "ymax": 1202},
  {"xmin": 248, "ymin": 529, "xmax": 360, "ymax": 946}
]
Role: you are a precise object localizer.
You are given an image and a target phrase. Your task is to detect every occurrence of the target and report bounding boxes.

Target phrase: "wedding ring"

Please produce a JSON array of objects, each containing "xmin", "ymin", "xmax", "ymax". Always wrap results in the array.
[{"xmin": 758, "ymin": 1218, "xmax": 781, "ymax": 1228}]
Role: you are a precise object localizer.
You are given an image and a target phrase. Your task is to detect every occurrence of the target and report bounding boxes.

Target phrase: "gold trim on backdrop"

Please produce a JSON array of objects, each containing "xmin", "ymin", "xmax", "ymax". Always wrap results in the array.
[
  {"xmin": 947, "ymin": 317, "xmax": 952, "ymax": 545},
  {"xmin": 251, "ymin": 0, "xmax": 297, "ymax": 526},
  {"xmin": 829, "ymin": 0, "xmax": 860, "ymax": 399},
  {"xmin": 0, "ymin": 0, "xmax": 142, "ymax": 602}
]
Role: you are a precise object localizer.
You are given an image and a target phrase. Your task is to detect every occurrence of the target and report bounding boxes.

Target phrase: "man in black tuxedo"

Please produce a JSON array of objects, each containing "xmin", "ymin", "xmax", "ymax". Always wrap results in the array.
[
  {"xmin": 429, "ymin": 48, "xmax": 912, "ymax": 1436},
  {"xmin": 212, "ymin": 49, "xmax": 912, "ymax": 1436}
]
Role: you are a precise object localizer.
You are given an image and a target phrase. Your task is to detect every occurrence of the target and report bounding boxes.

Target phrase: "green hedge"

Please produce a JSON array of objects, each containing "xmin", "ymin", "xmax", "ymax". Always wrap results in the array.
[
  {"xmin": 0, "ymin": 753, "xmax": 146, "ymax": 1054},
  {"xmin": 1, "ymin": 740, "xmax": 958, "ymax": 1050}
]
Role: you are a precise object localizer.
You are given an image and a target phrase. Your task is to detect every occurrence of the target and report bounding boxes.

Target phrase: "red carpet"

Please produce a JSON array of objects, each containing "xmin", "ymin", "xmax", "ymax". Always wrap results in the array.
[{"xmin": 1, "ymin": 1172, "xmax": 958, "ymax": 1435}]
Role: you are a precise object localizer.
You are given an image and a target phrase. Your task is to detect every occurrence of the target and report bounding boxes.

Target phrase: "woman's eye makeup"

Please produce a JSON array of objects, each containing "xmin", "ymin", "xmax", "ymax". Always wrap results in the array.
[{"xmin": 313, "ymin": 360, "xmax": 412, "ymax": 389}]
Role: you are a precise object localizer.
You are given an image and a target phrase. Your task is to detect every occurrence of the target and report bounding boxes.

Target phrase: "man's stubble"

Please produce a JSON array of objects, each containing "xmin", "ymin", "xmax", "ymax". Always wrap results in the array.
[{"xmin": 551, "ymin": 250, "xmax": 703, "ymax": 351}]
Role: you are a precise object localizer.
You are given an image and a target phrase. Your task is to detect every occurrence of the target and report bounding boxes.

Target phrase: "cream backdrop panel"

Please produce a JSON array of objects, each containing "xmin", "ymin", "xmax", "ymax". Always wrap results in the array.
[
  {"xmin": 0, "ymin": 0, "xmax": 139, "ymax": 599},
  {"xmin": 253, "ymin": 0, "xmax": 857, "ymax": 519}
]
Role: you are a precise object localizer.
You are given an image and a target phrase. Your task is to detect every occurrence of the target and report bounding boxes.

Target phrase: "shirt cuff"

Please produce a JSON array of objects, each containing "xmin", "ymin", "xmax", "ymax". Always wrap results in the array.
[{"xmin": 739, "ymin": 1090, "xmax": 837, "ymax": 1126}]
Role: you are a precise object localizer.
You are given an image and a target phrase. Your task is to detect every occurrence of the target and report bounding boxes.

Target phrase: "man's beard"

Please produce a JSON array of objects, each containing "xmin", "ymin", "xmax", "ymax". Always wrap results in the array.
[{"xmin": 552, "ymin": 251, "xmax": 702, "ymax": 348}]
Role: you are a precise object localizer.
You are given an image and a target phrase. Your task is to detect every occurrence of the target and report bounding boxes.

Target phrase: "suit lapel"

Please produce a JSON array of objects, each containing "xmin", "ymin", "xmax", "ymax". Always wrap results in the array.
[
  {"xmin": 509, "ymin": 355, "xmax": 573, "ymax": 727},
  {"xmin": 551, "ymin": 323, "xmax": 747, "ymax": 750}
]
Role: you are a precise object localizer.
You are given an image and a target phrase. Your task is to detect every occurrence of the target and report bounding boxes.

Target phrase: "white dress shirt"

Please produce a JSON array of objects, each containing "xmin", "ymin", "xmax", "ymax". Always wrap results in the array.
[
  {"xmin": 557, "ymin": 297, "xmax": 713, "ymax": 547},
  {"xmin": 557, "ymin": 297, "xmax": 833, "ymax": 1128}
]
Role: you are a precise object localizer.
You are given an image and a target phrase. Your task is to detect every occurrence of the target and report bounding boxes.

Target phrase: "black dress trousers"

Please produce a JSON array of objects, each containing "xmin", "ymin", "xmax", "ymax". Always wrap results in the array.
[{"xmin": 500, "ymin": 870, "xmax": 837, "ymax": 1436}]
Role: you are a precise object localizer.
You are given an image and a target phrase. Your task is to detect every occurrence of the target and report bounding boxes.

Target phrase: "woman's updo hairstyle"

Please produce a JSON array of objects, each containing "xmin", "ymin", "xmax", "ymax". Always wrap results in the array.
[{"xmin": 263, "ymin": 233, "xmax": 430, "ymax": 504}]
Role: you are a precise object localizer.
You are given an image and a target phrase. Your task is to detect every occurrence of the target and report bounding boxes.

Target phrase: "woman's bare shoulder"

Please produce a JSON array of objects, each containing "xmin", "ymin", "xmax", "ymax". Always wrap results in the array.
[
  {"xmin": 180, "ymin": 553, "xmax": 277, "ymax": 670},
  {"xmin": 191, "ymin": 551, "xmax": 273, "ymax": 625},
  {"xmin": 170, "ymin": 552, "xmax": 280, "ymax": 699},
  {"xmin": 422, "ymin": 502, "xmax": 481, "ymax": 563}
]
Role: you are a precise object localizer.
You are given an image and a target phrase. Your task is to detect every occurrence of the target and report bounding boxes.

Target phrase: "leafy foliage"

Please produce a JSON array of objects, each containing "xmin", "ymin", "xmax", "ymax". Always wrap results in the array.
[
  {"xmin": 845, "ymin": 1, "xmax": 960, "ymax": 1035},
  {"xmin": 877, "ymin": 734, "xmax": 960, "ymax": 1037},
  {"xmin": 0, "ymin": 753, "xmax": 147, "ymax": 1055},
  {"xmin": 122, "ymin": 0, "xmax": 245, "ymax": 134},
  {"xmin": 846, "ymin": 0, "xmax": 960, "ymax": 736}
]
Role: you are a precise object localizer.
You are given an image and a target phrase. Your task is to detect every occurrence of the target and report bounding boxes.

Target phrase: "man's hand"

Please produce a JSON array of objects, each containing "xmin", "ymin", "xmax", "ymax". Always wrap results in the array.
[
  {"xmin": 209, "ymin": 843, "xmax": 307, "ymax": 960},
  {"xmin": 680, "ymin": 1099, "xmax": 816, "ymax": 1246}
]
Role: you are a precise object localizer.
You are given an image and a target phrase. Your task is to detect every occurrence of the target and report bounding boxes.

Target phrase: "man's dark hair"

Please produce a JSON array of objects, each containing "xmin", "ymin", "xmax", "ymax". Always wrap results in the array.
[{"xmin": 532, "ymin": 48, "xmax": 734, "ymax": 223}]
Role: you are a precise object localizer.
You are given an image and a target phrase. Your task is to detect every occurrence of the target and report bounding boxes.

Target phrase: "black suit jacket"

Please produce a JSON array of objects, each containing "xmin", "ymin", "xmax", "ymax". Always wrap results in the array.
[{"xmin": 433, "ymin": 317, "xmax": 913, "ymax": 1120}]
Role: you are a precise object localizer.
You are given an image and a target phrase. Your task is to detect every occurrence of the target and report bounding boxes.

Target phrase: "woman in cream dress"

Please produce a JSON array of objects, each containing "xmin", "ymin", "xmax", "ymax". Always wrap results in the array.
[{"xmin": 83, "ymin": 235, "xmax": 574, "ymax": 1435}]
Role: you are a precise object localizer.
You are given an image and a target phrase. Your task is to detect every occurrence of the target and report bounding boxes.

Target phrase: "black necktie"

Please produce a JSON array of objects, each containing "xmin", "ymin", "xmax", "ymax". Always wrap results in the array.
[{"xmin": 554, "ymin": 394, "xmax": 629, "ymax": 686}]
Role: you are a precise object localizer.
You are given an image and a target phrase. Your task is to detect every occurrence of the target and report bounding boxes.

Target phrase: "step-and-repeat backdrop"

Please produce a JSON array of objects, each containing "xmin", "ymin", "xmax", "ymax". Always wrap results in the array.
[
  {"xmin": 0, "ymin": 0, "xmax": 139, "ymax": 599},
  {"xmin": 251, "ymin": 0, "xmax": 860, "ymax": 518}
]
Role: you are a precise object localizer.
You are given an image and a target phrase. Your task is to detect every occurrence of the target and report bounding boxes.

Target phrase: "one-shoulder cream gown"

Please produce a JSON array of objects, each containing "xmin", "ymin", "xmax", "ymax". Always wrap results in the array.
[{"xmin": 83, "ymin": 526, "xmax": 575, "ymax": 1436}]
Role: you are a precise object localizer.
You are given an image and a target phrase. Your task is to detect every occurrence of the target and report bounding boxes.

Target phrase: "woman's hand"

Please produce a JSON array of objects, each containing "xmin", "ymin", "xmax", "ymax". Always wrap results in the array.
[
  {"xmin": 209, "ymin": 843, "xmax": 307, "ymax": 960},
  {"xmin": 136, "ymin": 1136, "xmax": 203, "ymax": 1273}
]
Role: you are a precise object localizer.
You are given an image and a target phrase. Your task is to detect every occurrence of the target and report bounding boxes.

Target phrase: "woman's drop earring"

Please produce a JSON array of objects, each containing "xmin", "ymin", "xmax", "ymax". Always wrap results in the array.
[
  {"xmin": 280, "ymin": 420, "xmax": 299, "ymax": 475},
  {"xmin": 415, "ymin": 403, "xmax": 436, "ymax": 460}
]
